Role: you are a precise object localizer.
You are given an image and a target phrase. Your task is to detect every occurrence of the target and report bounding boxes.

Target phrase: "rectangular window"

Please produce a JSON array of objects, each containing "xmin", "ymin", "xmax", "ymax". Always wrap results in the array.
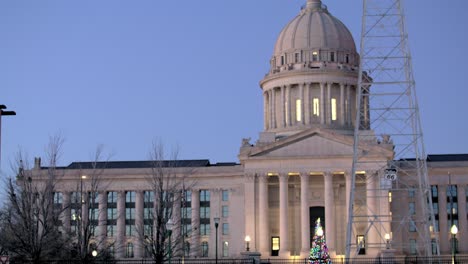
[
  {"xmin": 409, "ymin": 202, "xmax": 416, "ymax": 215},
  {"xmin": 222, "ymin": 206, "xmax": 229, "ymax": 218},
  {"xmin": 144, "ymin": 225, "xmax": 153, "ymax": 237},
  {"xmin": 144, "ymin": 191, "xmax": 154, "ymax": 203},
  {"xmin": 107, "ymin": 225, "xmax": 116, "ymax": 237},
  {"xmin": 409, "ymin": 188, "xmax": 415, "ymax": 198},
  {"xmin": 409, "ymin": 220, "xmax": 416, "ymax": 232},
  {"xmin": 202, "ymin": 241, "xmax": 209, "ymax": 257},
  {"xmin": 222, "ymin": 190, "xmax": 229, "ymax": 201},
  {"xmin": 144, "ymin": 208, "xmax": 153, "ymax": 220},
  {"xmin": 296, "ymin": 99, "xmax": 302, "ymax": 122},
  {"xmin": 126, "ymin": 191, "xmax": 135, "ymax": 203},
  {"xmin": 313, "ymin": 98, "xmax": 320, "ymax": 116},
  {"xmin": 447, "ymin": 185, "xmax": 457, "ymax": 198},
  {"xmin": 200, "ymin": 190, "xmax": 210, "ymax": 202},
  {"xmin": 126, "ymin": 208, "xmax": 135, "ymax": 220},
  {"xmin": 433, "ymin": 202, "xmax": 439, "ymax": 214},
  {"xmin": 200, "ymin": 224, "xmax": 210, "ymax": 236},
  {"xmin": 182, "ymin": 207, "xmax": 192, "ymax": 219},
  {"xmin": 312, "ymin": 51, "xmax": 318, "ymax": 61},
  {"xmin": 331, "ymin": 98, "xmax": 337, "ymax": 121},
  {"xmin": 409, "ymin": 239, "xmax": 417, "ymax": 254},
  {"xmin": 222, "ymin": 223, "xmax": 229, "ymax": 235},
  {"xmin": 272, "ymin": 237, "xmax": 280, "ymax": 251},
  {"xmin": 330, "ymin": 52, "xmax": 335, "ymax": 62},
  {"xmin": 281, "ymin": 56, "xmax": 285, "ymax": 65},
  {"xmin": 223, "ymin": 241, "xmax": 229, "ymax": 257},
  {"xmin": 345, "ymin": 54, "xmax": 350, "ymax": 64},
  {"xmin": 184, "ymin": 190, "xmax": 192, "ymax": 202},
  {"xmin": 53, "ymin": 192, "xmax": 63, "ymax": 204},
  {"xmin": 107, "ymin": 208, "xmax": 117, "ymax": 220},
  {"xmin": 447, "ymin": 202, "xmax": 458, "ymax": 215},
  {"xmin": 108, "ymin": 191, "xmax": 117, "ymax": 203},
  {"xmin": 126, "ymin": 225, "xmax": 135, "ymax": 237},
  {"xmin": 431, "ymin": 186, "xmax": 438, "ymax": 197},
  {"xmin": 200, "ymin": 207, "xmax": 210, "ymax": 219}
]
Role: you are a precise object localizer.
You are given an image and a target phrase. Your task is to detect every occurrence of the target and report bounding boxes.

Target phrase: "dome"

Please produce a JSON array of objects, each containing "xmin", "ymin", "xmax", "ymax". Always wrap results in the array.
[{"xmin": 274, "ymin": 0, "xmax": 356, "ymax": 56}]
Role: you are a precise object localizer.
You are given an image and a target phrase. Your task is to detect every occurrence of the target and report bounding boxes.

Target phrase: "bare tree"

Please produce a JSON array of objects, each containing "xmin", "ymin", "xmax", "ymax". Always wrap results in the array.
[
  {"xmin": 68, "ymin": 145, "xmax": 114, "ymax": 262},
  {"xmin": 137, "ymin": 141, "xmax": 195, "ymax": 262},
  {"xmin": 0, "ymin": 135, "xmax": 69, "ymax": 263}
]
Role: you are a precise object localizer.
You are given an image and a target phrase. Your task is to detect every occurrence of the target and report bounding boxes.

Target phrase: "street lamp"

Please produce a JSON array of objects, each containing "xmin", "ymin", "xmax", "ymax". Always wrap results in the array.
[
  {"xmin": 451, "ymin": 224, "xmax": 458, "ymax": 264},
  {"xmin": 0, "ymin": 104, "xmax": 16, "ymax": 170},
  {"xmin": 245, "ymin": 235, "xmax": 251, "ymax": 252},
  {"xmin": 384, "ymin": 233, "xmax": 391, "ymax": 249},
  {"xmin": 91, "ymin": 250, "xmax": 98, "ymax": 258},
  {"xmin": 166, "ymin": 218, "xmax": 174, "ymax": 264},
  {"xmin": 214, "ymin": 217, "xmax": 220, "ymax": 264}
]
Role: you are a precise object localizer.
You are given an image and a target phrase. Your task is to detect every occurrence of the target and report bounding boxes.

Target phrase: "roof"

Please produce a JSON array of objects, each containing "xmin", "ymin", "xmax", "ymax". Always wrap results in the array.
[
  {"xmin": 427, "ymin": 154, "xmax": 468, "ymax": 162},
  {"xmin": 42, "ymin": 159, "xmax": 239, "ymax": 170}
]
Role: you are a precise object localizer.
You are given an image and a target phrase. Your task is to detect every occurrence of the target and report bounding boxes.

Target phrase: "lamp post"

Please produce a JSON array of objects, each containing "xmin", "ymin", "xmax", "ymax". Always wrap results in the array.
[
  {"xmin": 0, "ymin": 105, "xmax": 16, "ymax": 171},
  {"xmin": 384, "ymin": 233, "xmax": 390, "ymax": 249},
  {"xmin": 92, "ymin": 250, "xmax": 98, "ymax": 258},
  {"xmin": 245, "ymin": 235, "xmax": 251, "ymax": 252},
  {"xmin": 451, "ymin": 224, "xmax": 458, "ymax": 264},
  {"xmin": 166, "ymin": 218, "xmax": 174, "ymax": 264},
  {"xmin": 214, "ymin": 217, "xmax": 220, "ymax": 264}
]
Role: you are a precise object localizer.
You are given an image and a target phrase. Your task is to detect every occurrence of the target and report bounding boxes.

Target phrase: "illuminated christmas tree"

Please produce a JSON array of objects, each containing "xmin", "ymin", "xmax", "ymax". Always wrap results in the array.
[{"xmin": 309, "ymin": 218, "xmax": 332, "ymax": 264}]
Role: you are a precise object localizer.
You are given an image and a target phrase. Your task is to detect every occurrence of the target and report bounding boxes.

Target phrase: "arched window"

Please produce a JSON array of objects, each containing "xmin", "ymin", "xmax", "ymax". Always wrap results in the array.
[
  {"xmin": 126, "ymin": 242, "xmax": 134, "ymax": 258},
  {"xmin": 201, "ymin": 241, "xmax": 209, "ymax": 257}
]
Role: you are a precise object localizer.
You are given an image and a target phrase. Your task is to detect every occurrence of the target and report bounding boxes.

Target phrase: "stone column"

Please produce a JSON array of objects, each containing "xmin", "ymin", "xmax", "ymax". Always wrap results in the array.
[
  {"xmin": 366, "ymin": 172, "xmax": 378, "ymax": 255},
  {"xmin": 116, "ymin": 191, "xmax": 126, "ymax": 258},
  {"xmin": 458, "ymin": 185, "xmax": 468, "ymax": 252},
  {"xmin": 268, "ymin": 90, "xmax": 273, "ymax": 129},
  {"xmin": 135, "ymin": 191, "xmax": 144, "ymax": 258},
  {"xmin": 258, "ymin": 174, "xmax": 270, "ymax": 255},
  {"xmin": 244, "ymin": 174, "xmax": 257, "ymax": 251},
  {"xmin": 281, "ymin": 86, "xmax": 286, "ymax": 127},
  {"xmin": 320, "ymin": 83, "xmax": 325, "ymax": 125},
  {"xmin": 286, "ymin": 85, "xmax": 292, "ymax": 126},
  {"xmin": 98, "ymin": 191, "xmax": 107, "ymax": 247},
  {"xmin": 272, "ymin": 88, "xmax": 277, "ymax": 128},
  {"xmin": 63, "ymin": 192, "xmax": 71, "ymax": 233},
  {"xmin": 300, "ymin": 173, "xmax": 310, "ymax": 255},
  {"xmin": 191, "ymin": 189, "xmax": 200, "ymax": 257},
  {"xmin": 304, "ymin": 83, "xmax": 310, "ymax": 125},
  {"xmin": 439, "ymin": 185, "xmax": 449, "ymax": 254},
  {"xmin": 299, "ymin": 83, "xmax": 304, "ymax": 124},
  {"xmin": 346, "ymin": 85, "xmax": 351, "ymax": 126},
  {"xmin": 345, "ymin": 172, "xmax": 352, "ymax": 223},
  {"xmin": 324, "ymin": 172, "xmax": 335, "ymax": 255},
  {"xmin": 264, "ymin": 92, "xmax": 268, "ymax": 130},
  {"xmin": 279, "ymin": 174, "xmax": 289, "ymax": 256},
  {"xmin": 340, "ymin": 83, "xmax": 345, "ymax": 126},
  {"xmin": 327, "ymin": 83, "xmax": 332, "ymax": 124}
]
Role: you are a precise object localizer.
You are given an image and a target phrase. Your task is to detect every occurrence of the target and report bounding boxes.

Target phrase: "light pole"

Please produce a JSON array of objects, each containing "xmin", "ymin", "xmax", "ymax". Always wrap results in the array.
[
  {"xmin": 0, "ymin": 104, "xmax": 16, "ymax": 171},
  {"xmin": 384, "ymin": 233, "xmax": 390, "ymax": 249},
  {"xmin": 245, "ymin": 235, "xmax": 251, "ymax": 252},
  {"xmin": 451, "ymin": 224, "xmax": 458, "ymax": 264},
  {"xmin": 166, "ymin": 218, "xmax": 174, "ymax": 264},
  {"xmin": 214, "ymin": 217, "xmax": 220, "ymax": 264}
]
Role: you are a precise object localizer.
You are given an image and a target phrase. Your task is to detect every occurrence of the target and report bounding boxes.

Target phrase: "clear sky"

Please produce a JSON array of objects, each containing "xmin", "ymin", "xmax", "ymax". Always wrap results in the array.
[{"xmin": 1, "ymin": 0, "xmax": 468, "ymax": 176}]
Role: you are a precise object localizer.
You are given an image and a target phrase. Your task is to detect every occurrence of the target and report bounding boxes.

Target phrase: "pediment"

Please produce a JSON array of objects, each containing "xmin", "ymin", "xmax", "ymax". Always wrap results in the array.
[{"xmin": 250, "ymin": 129, "xmax": 355, "ymax": 159}]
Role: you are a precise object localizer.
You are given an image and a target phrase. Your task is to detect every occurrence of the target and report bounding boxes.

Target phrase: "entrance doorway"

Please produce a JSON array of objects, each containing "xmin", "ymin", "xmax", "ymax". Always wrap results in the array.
[{"xmin": 309, "ymin": 207, "xmax": 325, "ymax": 247}]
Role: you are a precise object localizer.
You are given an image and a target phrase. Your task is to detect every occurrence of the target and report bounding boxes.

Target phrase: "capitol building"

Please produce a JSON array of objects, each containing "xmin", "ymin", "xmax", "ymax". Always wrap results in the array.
[{"xmin": 28, "ymin": 0, "xmax": 468, "ymax": 260}]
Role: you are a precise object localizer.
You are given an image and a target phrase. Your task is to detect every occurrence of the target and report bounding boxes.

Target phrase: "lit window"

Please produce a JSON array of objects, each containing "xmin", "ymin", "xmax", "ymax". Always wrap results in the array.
[
  {"xmin": 313, "ymin": 98, "xmax": 320, "ymax": 116},
  {"xmin": 296, "ymin": 99, "xmax": 302, "ymax": 122},
  {"xmin": 331, "ymin": 98, "xmax": 337, "ymax": 121},
  {"xmin": 272, "ymin": 237, "xmax": 280, "ymax": 251},
  {"xmin": 223, "ymin": 241, "xmax": 229, "ymax": 257},
  {"xmin": 312, "ymin": 51, "xmax": 318, "ymax": 61}
]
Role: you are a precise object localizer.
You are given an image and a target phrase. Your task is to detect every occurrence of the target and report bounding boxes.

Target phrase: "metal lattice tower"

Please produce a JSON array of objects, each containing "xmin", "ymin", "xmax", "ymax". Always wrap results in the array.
[{"xmin": 345, "ymin": 0, "xmax": 439, "ymax": 258}]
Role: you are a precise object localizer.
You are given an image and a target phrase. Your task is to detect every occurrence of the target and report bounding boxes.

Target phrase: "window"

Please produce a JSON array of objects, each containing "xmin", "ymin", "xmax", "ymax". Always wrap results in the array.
[
  {"xmin": 223, "ymin": 241, "xmax": 229, "ymax": 257},
  {"xmin": 144, "ymin": 224, "xmax": 153, "ymax": 237},
  {"xmin": 184, "ymin": 190, "xmax": 192, "ymax": 202},
  {"xmin": 109, "ymin": 245, "xmax": 115, "ymax": 257},
  {"xmin": 222, "ymin": 190, "xmax": 229, "ymax": 201},
  {"xmin": 200, "ymin": 207, "xmax": 210, "ymax": 219},
  {"xmin": 200, "ymin": 224, "xmax": 210, "ymax": 236},
  {"xmin": 126, "ymin": 191, "xmax": 135, "ymax": 203},
  {"xmin": 200, "ymin": 190, "xmax": 210, "ymax": 202},
  {"xmin": 312, "ymin": 51, "xmax": 318, "ymax": 61},
  {"xmin": 409, "ymin": 220, "xmax": 416, "ymax": 232},
  {"xmin": 126, "ymin": 191, "xmax": 136, "ymax": 237},
  {"xmin": 447, "ymin": 202, "xmax": 458, "ymax": 215},
  {"xmin": 144, "ymin": 208, "xmax": 153, "ymax": 220},
  {"xmin": 184, "ymin": 242, "xmax": 191, "ymax": 257},
  {"xmin": 433, "ymin": 202, "xmax": 439, "ymax": 214},
  {"xmin": 409, "ymin": 188, "xmax": 416, "ymax": 198},
  {"xmin": 330, "ymin": 52, "xmax": 335, "ymax": 62},
  {"xmin": 108, "ymin": 191, "xmax": 117, "ymax": 203},
  {"xmin": 222, "ymin": 206, "xmax": 229, "ymax": 218},
  {"xmin": 296, "ymin": 99, "xmax": 302, "ymax": 122},
  {"xmin": 182, "ymin": 207, "xmax": 192, "ymax": 219},
  {"xmin": 431, "ymin": 239, "xmax": 438, "ymax": 255},
  {"xmin": 409, "ymin": 239, "xmax": 417, "ymax": 254},
  {"xmin": 144, "ymin": 191, "xmax": 154, "ymax": 203},
  {"xmin": 222, "ymin": 223, "xmax": 229, "ymax": 235},
  {"xmin": 126, "ymin": 225, "xmax": 135, "ymax": 236},
  {"xmin": 345, "ymin": 54, "xmax": 350, "ymax": 64},
  {"xmin": 331, "ymin": 98, "xmax": 337, "ymax": 121},
  {"xmin": 271, "ymin": 236, "xmax": 280, "ymax": 256},
  {"xmin": 108, "ymin": 208, "xmax": 117, "ymax": 220},
  {"xmin": 281, "ymin": 56, "xmax": 285, "ymax": 65},
  {"xmin": 126, "ymin": 242, "xmax": 134, "ymax": 258},
  {"xmin": 201, "ymin": 241, "xmax": 209, "ymax": 257},
  {"xmin": 409, "ymin": 202, "xmax": 415, "ymax": 215},
  {"xmin": 126, "ymin": 208, "xmax": 135, "ymax": 220},
  {"xmin": 53, "ymin": 192, "xmax": 63, "ymax": 204},
  {"xmin": 313, "ymin": 98, "xmax": 320, "ymax": 116},
  {"xmin": 431, "ymin": 186, "xmax": 438, "ymax": 197},
  {"xmin": 107, "ymin": 225, "xmax": 116, "ymax": 237},
  {"xmin": 447, "ymin": 185, "xmax": 457, "ymax": 198},
  {"xmin": 357, "ymin": 235, "xmax": 365, "ymax": 255}
]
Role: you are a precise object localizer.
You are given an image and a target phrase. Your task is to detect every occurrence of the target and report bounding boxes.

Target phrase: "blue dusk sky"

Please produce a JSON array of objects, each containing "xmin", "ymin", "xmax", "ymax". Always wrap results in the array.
[{"xmin": 1, "ymin": 0, "xmax": 467, "ymax": 176}]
